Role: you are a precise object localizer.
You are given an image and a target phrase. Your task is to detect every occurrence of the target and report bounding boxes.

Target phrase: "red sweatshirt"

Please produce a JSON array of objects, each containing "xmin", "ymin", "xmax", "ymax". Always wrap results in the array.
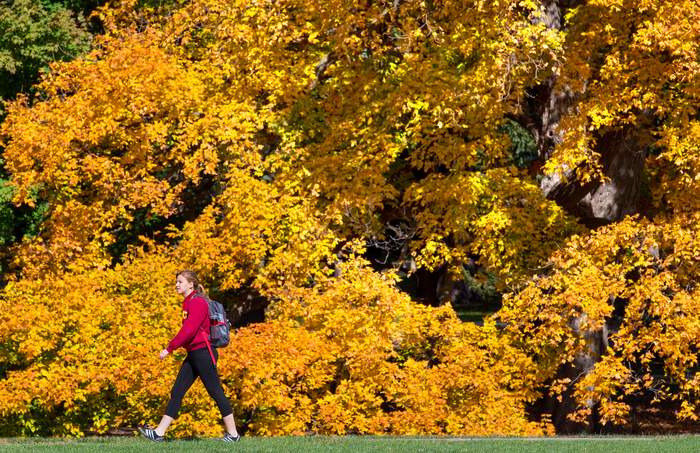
[{"xmin": 166, "ymin": 292, "xmax": 211, "ymax": 354}]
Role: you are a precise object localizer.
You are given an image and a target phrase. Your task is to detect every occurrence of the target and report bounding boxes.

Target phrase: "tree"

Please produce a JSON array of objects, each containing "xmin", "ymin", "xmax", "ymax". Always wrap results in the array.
[
  {"xmin": 2, "ymin": 0, "xmax": 580, "ymax": 286},
  {"xmin": 0, "ymin": 0, "xmax": 92, "ymax": 109},
  {"xmin": 0, "ymin": 0, "xmax": 97, "ymax": 274},
  {"xmin": 500, "ymin": 0, "xmax": 700, "ymax": 432},
  {"xmin": 1, "ymin": 0, "xmax": 700, "ymax": 436}
]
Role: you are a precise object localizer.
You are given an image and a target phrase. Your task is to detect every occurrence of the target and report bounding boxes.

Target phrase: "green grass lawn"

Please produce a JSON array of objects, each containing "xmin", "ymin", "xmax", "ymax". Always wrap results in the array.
[
  {"xmin": 454, "ymin": 310, "xmax": 497, "ymax": 323},
  {"xmin": 1, "ymin": 436, "xmax": 699, "ymax": 453}
]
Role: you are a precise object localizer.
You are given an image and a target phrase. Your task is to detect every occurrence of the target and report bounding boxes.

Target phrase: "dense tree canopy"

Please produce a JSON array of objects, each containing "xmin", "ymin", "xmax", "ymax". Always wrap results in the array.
[
  {"xmin": 0, "ymin": 0, "xmax": 93, "ymax": 108},
  {"xmin": 0, "ymin": 0, "xmax": 699, "ymax": 437},
  {"xmin": 0, "ymin": 0, "xmax": 98, "ymax": 259}
]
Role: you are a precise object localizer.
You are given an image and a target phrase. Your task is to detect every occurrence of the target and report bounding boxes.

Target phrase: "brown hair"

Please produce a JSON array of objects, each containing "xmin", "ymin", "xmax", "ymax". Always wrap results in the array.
[{"xmin": 176, "ymin": 269, "xmax": 209, "ymax": 299}]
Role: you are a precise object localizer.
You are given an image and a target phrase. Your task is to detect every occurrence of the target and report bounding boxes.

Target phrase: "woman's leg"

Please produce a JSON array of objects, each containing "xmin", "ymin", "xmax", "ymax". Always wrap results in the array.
[
  {"xmin": 222, "ymin": 413, "xmax": 238, "ymax": 436},
  {"xmin": 158, "ymin": 355, "xmax": 198, "ymax": 435},
  {"xmin": 154, "ymin": 415, "xmax": 174, "ymax": 436},
  {"xmin": 189, "ymin": 348, "xmax": 238, "ymax": 436}
]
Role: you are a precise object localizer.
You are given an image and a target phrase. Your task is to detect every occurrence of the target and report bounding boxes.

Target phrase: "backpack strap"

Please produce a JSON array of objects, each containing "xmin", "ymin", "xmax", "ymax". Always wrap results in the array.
[
  {"xmin": 194, "ymin": 295, "xmax": 217, "ymax": 368},
  {"xmin": 199, "ymin": 327, "xmax": 217, "ymax": 369}
]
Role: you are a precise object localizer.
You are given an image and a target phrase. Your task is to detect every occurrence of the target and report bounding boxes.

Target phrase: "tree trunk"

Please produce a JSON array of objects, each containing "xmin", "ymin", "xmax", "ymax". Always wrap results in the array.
[
  {"xmin": 545, "ymin": 316, "xmax": 609, "ymax": 433},
  {"xmin": 539, "ymin": 124, "xmax": 648, "ymax": 227},
  {"xmin": 414, "ymin": 266, "xmax": 444, "ymax": 307},
  {"xmin": 229, "ymin": 286, "xmax": 268, "ymax": 328},
  {"xmin": 517, "ymin": 1, "xmax": 648, "ymax": 225},
  {"xmin": 572, "ymin": 128, "xmax": 648, "ymax": 227},
  {"xmin": 513, "ymin": 0, "xmax": 648, "ymax": 434}
]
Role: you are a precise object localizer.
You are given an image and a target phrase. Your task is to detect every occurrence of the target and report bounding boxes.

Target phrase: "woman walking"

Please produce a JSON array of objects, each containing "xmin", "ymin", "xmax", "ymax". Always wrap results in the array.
[{"xmin": 137, "ymin": 270, "xmax": 240, "ymax": 442}]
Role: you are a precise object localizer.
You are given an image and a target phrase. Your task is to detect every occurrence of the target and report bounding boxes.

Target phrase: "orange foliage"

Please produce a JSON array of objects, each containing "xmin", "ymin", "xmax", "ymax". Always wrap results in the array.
[
  {"xmin": 500, "ymin": 216, "xmax": 700, "ymax": 426},
  {"xmin": 0, "ymin": 245, "xmax": 551, "ymax": 436}
]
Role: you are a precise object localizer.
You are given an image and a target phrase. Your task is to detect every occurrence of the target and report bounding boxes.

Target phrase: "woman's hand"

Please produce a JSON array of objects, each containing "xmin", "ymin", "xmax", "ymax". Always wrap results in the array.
[{"xmin": 159, "ymin": 349, "xmax": 170, "ymax": 360}]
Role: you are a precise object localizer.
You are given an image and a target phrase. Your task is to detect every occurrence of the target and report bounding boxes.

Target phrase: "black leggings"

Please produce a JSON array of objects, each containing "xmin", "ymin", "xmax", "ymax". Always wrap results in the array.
[{"xmin": 164, "ymin": 347, "xmax": 233, "ymax": 419}]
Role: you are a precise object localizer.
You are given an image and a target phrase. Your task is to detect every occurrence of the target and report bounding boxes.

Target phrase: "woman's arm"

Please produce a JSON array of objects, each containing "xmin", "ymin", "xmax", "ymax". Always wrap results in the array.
[{"xmin": 165, "ymin": 296, "xmax": 209, "ymax": 353}]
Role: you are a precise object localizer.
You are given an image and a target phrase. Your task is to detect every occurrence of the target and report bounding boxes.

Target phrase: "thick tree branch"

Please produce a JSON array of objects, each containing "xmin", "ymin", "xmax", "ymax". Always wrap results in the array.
[{"xmin": 310, "ymin": 52, "xmax": 339, "ymax": 89}]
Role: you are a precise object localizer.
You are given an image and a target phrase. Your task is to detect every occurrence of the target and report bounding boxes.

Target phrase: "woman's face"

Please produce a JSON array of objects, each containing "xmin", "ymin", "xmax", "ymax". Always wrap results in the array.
[{"xmin": 175, "ymin": 275, "xmax": 195, "ymax": 297}]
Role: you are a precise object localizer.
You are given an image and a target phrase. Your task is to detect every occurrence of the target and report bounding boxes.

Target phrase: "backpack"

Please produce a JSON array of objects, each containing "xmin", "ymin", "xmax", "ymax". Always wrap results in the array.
[
  {"xmin": 195, "ymin": 295, "xmax": 232, "ymax": 349},
  {"xmin": 204, "ymin": 298, "xmax": 232, "ymax": 349}
]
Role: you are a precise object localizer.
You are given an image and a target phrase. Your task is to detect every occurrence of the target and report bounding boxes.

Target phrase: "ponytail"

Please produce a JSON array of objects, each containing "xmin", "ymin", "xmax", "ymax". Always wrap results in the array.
[
  {"xmin": 177, "ymin": 269, "xmax": 209, "ymax": 299},
  {"xmin": 196, "ymin": 283, "xmax": 209, "ymax": 299}
]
